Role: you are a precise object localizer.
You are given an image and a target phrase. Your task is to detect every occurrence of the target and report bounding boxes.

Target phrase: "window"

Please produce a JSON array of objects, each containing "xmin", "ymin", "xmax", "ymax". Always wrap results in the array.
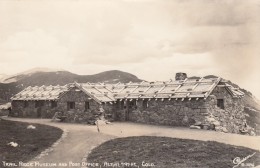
[
  {"xmin": 129, "ymin": 100, "xmax": 137, "ymax": 109},
  {"xmin": 217, "ymin": 99, "xmax": 224, "ymax": 109},
  {"xmin": 142, "ymin": 99, "xmax": 148, "ymax": 109},
  {"xmin": 51, "ymin": 101, "xmax": 57, "ymax": 108},
  {"xmin": 35, "ymin": 101, "xmax": 44, "ymax": 108},
  {"xmin": 24, "ymin": 101, "xmax": 29, "ymax": 108},
  {"xmin": 85, "ymin": 101, "xmax": 90, "ymax": 110},
  {"xmin": 118, "ymin": 101, "xmax": 124, "ymax": 109},
  {"xmin": 67, "ymin": 102, "xmax": 75, "ymax": 110}
]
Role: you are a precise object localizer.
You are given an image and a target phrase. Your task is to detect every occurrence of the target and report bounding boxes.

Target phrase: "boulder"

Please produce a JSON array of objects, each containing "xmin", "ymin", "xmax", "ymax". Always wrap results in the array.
[
  {"xmin": 190, "ymin": 125, "xmax": 201, "ymax": 129},
  {"xmin": 249, "ymin": 130, "xmax": 256, "ymax": 136},
  {"xmin": 206, "ymin": 117, "xmax": 216, "ymax": 122},
  {"xmin": 215, "ymin": 126, "xmax": 222, "ymax": 132},
  {"xmin": 201, "ymin": 124, "xmax": 210, "ymax": 130},
  {"xmin": 222, "ymin": 127, "xmax": 228, "ymax": 133},
  {"xmin": 212, "ymin": 121, "xmax": 220, "ymax": 126}
]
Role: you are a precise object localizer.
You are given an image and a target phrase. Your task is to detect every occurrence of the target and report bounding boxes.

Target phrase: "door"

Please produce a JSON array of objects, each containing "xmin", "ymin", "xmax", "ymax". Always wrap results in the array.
[
  {"xmin": 125, "ymin": 101, "xmax": 136, "ymax": 121},
  {"xmin": 37, "ymin": 108, "xmax": 41, "ymax": 118},
  {"xmin": 125, "ymin": 108, "xmax": 129, "ymax": 121},
  {"xmin": 124, "ymin": 101, "xmax": 129, "ymax": 121}
]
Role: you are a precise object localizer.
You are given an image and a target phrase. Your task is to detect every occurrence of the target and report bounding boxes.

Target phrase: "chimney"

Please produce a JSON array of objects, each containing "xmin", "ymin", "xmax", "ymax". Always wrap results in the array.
[{"xmin": 175, "ymin": 72, "xmax": 187, "ymax": 81}]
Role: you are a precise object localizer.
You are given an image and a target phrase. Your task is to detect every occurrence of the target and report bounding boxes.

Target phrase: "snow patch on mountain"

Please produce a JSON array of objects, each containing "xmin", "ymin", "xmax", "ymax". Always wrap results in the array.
[
  {"xmin": 16, "ymin": 67, "xmax": 64, "ymax": 76},
  {"xmin": 0, "ymin": 67, "xmax": 64, "ymax": 84}
]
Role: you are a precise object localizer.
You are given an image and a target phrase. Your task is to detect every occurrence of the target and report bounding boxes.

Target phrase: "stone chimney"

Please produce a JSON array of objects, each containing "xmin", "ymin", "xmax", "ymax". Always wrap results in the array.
[{"xmin": 175, "ymin": 72, "xmax": 187, "ymax": 81}]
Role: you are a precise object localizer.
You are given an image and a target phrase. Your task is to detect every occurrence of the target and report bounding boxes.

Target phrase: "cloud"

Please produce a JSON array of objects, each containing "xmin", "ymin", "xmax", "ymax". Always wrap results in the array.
[
  {"xmin": 156, "ymin": 0, "xmax": 260, "ymax": 80},
  {"xmin": 0, "ymin": 0, "xmax": 259, "ymax": 98},
  {"xmin": 0, "ymin": 29, "xmax": 71, "ymax": 73},
  {"xmin": 1, "ymin": 0, "xmax": 258, "ymax": 65}
]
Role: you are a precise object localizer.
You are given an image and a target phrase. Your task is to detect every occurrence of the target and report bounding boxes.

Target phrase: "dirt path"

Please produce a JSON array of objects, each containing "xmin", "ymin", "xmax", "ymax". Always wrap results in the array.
[
  {"xmin": 97, "ymin": 122, "xmax": 260, "ymax": 150},
  {"xmin": 3, "ymin": 117, "xmax": 260, "ymax": 168}
]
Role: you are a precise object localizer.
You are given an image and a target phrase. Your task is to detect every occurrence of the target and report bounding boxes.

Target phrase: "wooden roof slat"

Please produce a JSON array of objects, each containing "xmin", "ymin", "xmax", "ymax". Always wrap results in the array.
[
  {"xmin": 12, "ymin": 77, "xmax": 244, "ymax": 102},
  {"xmin": 186, "ymin": 77, "xmax": 203, "ymax": 98}
]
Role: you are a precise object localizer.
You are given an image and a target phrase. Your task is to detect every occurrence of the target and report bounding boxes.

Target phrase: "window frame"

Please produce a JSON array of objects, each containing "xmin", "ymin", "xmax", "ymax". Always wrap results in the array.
[
  {"xmin": 118, "ymin": 101, "xmax": 125, "ymax": 109},
  {"xmin": 129, "ymin": 100, "xmax": 137, "ymax": 109},
  {"xmin": 142, "ymin": 99, "xmax": 149, "ymax": 109},
  {"xmin": 67, "ymin": 101, "xmax": 75, "ymax": 110},
  {"xmin": 51, "ymin": 101, "xmax": 58, "ymax": 109},
  {"xmin": 85, "ymin": 101, "xmax": 90, "ymax": 111},
  {"xmin": 217, "ymin": 99, "xmax": 224, "ymax": 109}
]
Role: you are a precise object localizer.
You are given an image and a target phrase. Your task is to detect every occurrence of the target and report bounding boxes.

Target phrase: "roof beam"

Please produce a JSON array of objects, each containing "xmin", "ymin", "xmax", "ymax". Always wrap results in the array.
[
  {"xmin": 93, "ymin": 87, "xmax": 103, "ymax": 94},
  {"xmin": 203, "ymin": 77, "xmax": 222, "ymax": 99},
  {"xmin": 74, "ymin": 82, "xmax": 102, "ymax": 103},
  {"xmin": 131, "ymin": 86, "xmax": 139, "ymax": 93},
  {"xmin": 144, "ymin": 86, "xmax": 152, "ymax": 93}
]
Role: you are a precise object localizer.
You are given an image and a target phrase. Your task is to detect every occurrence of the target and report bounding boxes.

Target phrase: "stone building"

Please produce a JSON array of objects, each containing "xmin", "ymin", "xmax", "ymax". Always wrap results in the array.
[
  {"xmin": 10, "ymin": 83, "xmax": 115, "ymax": 123},
  {"xmin": 11, "ymin": 73, "xmax": 246, "ymax": 133}
]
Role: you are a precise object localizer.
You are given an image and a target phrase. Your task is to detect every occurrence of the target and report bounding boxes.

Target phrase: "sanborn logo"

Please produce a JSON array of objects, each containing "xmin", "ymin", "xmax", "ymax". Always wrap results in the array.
[{"xmin": 233, "ymin": 152, "xmax": 256, "ymax": 168}]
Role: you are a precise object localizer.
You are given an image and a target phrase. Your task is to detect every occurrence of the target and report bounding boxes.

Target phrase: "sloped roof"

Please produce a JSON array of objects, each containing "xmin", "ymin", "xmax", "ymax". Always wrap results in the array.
[
  {"xmin": 74, "ymin": 77, "xmax": 227, "ymax": 102},
  {"xmin": 225, "ymin": 84, "xmax": 245, "ymax": 98},
  {"xmin": 112, "ymin": 77, "xmax": 223, "ymax": 100},
  {"xmin": 0, "ymin": 102, "xmax": 11, "ymax": 110},
  {"xmin": 11, "ymin": 77, "xmax": 244, "ymax": 103},
  {"xmin": 74, "ymin": 82, "xmax": 116, "ymax": 103},
  {"xmin": 11, "ymin": 85, "xmax": 70, "ymax": 100}
]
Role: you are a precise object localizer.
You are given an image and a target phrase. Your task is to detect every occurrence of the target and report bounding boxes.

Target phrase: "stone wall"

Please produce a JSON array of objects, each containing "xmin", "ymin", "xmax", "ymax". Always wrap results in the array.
[
  {"xmin": 112, "ymin": 86, "xmax": 247, "ymax": 134},
  {"xmin": 56, "ymin": 88, "xmax": 101, "ymax": 123},
  {"xmin": 10, "ymin": 85, "xmax": 248, "ymax": 134},
  {"xmin": 0, "ymin": 109, "xmax": 10, "ymax": 116},
  {"xmin": 10, "ymin": 87, "xmax": 116, "ymax": 123},
  {"xmin": 205, "ymin": 86, "xmax": 246, "ymax": 134},
  {"xmin": 11, "ymin": 100, "xmax": 58, "ymax": 118},
  {"xmin": 117, "ymin": 98, "xmax": 209, "ymax": 126}
]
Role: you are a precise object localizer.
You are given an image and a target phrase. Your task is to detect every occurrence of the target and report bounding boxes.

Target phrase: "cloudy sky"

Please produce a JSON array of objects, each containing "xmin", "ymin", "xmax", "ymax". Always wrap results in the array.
[{"xmin": 0, "ymin": 0, "xmax": 260, "ymax": 98}]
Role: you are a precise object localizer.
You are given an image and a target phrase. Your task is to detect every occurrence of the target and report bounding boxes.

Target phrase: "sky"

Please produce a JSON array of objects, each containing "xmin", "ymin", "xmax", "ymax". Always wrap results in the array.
[{"xmin": 0, "ymin": 0, "xmax": 260, "ymax": 98}]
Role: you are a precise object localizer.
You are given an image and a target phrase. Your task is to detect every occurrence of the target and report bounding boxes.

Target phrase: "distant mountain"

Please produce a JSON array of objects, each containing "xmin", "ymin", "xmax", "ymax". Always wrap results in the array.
[
  {"xmin": 8, "ymin": 70, "xmax": 141, "ymax": 86},
  {"xmin": 0, "ymin": 69, "xmax": 142, "ymax": 103},
  {"xmin": 0, "ymin": 68, "xmax": 64, "ymax": 83},
  {"xmin": 0, "ymin": 74, "xmax": 8, "ymax": 82}
]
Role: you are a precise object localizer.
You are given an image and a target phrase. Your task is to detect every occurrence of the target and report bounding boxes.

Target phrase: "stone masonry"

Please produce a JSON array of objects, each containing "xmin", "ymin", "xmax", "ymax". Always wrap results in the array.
[
  {"xmin": 10, "ymin": 87, "xmax": 115, "ymax": 124},
  {"xmin": 10, "ymin": 79, "xmax": 247, "ymax": 134},
  {"xmin": 111, "ymin": 86, "xmax": 247, "ymax": 134},
  {"xmin": 205, "ymin": 86, "xmax": 246, "ymax": 134}
]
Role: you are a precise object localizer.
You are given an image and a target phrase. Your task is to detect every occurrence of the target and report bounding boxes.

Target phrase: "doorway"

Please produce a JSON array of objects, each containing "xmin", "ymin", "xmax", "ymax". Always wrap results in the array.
[{"xmin": 125, "ymin": 100, "xmax": 136, "ymax": 121}]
